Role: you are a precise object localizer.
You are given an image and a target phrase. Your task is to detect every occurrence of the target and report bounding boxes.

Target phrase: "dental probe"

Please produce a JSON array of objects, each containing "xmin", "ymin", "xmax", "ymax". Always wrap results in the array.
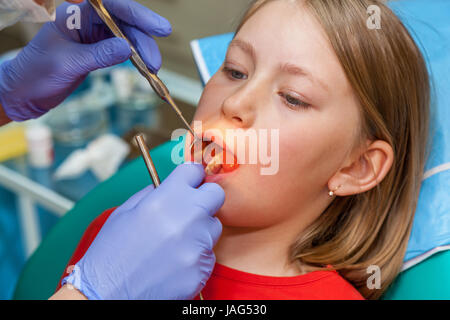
[
  {"xmin": 88, "ymin": 0, "xmax": 200, "ymax": 147},
  {"xmin": 135, "ymin": 134, "xmax": 161, "ymax": 187}
]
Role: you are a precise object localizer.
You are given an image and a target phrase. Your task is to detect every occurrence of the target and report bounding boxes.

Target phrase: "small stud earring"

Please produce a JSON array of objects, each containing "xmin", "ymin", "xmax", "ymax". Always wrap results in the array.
[{"xmin": 328, "ymin": 184, "xmax": 343, "ymax": 197}]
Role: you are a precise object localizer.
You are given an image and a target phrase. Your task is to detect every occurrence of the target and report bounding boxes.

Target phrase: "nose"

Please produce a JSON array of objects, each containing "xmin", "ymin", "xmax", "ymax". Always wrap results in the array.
[{"xmin": 220, "ymin": 82, "xmax": 259, "ymax": 128}]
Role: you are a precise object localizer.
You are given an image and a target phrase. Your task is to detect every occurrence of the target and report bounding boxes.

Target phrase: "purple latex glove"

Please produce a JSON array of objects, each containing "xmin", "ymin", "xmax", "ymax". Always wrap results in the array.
[
  {"xmin": 0, "ymin": 0, "xmax": 171, "ymax": 121},
  {"xmin": 62, "ymin": 163, "xmax": 225, "ymax": 300}
]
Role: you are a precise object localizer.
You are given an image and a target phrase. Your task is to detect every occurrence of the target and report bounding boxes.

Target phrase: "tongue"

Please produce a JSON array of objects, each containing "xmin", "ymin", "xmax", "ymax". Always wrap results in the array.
[{"xmin": 222, "ymin": 162, "xmax": 239, "ymax": 173}]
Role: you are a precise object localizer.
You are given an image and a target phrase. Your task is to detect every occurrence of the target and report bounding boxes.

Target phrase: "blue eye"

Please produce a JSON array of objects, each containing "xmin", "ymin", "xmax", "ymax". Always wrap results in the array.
[
  {"xmin": 223, "ymin": 67, "xmax": 247, "ymax": 80},
  {"xmin": 279, "ymin": 92, "xmax": 311, "ymax": 109}
]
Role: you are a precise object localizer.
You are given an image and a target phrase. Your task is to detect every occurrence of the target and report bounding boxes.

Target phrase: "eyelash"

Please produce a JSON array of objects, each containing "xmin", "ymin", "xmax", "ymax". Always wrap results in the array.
[
  {"xmin": 222, "ymin": 66, "xmax": 311, "ymax": 110},
  {"xmin": 278, "ymin": 92, "xmax": 311, "ymax": 110},
  {"xmin": 222, "ymin": 66, "xmax": 247, "ymax": 80}
]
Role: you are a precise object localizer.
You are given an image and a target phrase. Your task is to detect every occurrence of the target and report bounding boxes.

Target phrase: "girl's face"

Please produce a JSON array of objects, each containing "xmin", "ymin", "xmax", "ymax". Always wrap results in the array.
[{"xmin": 186, "ymin": 0, "xmax": 361, "ymax": 228}]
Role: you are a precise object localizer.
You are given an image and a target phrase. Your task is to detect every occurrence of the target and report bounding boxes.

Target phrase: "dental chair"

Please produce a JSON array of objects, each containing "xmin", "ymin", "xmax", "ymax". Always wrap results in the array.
[{"xmin": 13, "ymin": 0, "xmax": 450, "ymax": 299}]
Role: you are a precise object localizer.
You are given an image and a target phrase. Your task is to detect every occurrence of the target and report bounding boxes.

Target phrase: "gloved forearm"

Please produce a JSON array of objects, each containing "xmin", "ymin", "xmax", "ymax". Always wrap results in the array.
[
  {"xmin": 61, "ymin": 163, "xmax": 225, "ymax": 300},
  {"xmin": 0, "ymin": 0, "xmax": 171, "ymax": 121}
]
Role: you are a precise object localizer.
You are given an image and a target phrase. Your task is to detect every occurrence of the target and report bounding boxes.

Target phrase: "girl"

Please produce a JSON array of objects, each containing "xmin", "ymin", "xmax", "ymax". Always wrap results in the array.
[{"xmin": 58, "ymin": 0, "xmax": 430, "ymax": 300}]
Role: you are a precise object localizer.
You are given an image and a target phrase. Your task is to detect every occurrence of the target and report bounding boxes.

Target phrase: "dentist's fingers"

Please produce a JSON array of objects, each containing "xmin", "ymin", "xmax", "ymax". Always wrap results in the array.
[
  {"xmin": 196, "ymin": 183, "xmax": 225, "ymax": 216},
  {"xmin": 164, "ymin": 163, "xmax": 206, "ymax": 189},
  {"xmin": 80, "ymin": 38, "xmax": 131, "ymax": 73},
  {"xmin": 208, "ymin": 216, "xmax": 223, "ymax": 247},
  {"xmin": 119, "ymin": 184, "xmax": 155, "ymax": 211},
  {"xmin": 101, "ymin": 0, "xmax": 172, "ymax": 37},
  {"xmin": 121, "ymin": 25, "xmax": 162, "ymax": 73}
]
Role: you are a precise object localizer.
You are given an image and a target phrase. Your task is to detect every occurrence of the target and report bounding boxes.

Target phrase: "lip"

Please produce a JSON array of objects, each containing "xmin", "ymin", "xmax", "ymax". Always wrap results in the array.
[{"xmin": 204, "ymin": 164, "xmax": 239, "ymax": 183}]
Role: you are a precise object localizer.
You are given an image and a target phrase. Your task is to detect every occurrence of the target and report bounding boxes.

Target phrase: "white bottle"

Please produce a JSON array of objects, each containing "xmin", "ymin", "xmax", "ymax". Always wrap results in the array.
[{"xmin": 25, "ymin": 124, "xmax": 54, "ymax": 168}]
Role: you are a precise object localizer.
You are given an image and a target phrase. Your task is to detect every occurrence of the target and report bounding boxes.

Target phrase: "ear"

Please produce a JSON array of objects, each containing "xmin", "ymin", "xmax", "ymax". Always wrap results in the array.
[{"xmin": 328, "ymin": 140, "xmax": 394, "ymax": 196}]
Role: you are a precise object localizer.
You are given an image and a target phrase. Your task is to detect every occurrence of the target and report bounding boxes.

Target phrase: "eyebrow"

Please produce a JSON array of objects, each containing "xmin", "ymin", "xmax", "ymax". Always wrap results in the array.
[
  {"xmin": 228, "ymin": 39, "xmax": 256, "ymax": 61},
  {"xmin": 279, "ymin": 63, "xmax": 329, "ymax": 92},
  {"xmin": 228, "ymin": 39, "xmax": 329, "ymax": 93}
]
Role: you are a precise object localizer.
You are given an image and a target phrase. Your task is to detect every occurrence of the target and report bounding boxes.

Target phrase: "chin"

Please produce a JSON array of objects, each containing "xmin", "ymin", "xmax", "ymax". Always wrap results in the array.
[
  {"xmin": 215, "ymin": 201, "xmax": 252, "ymax": 227},
  {"xmin": 214, "ymin": 198, "xmax": 271, "ymax": 228}
]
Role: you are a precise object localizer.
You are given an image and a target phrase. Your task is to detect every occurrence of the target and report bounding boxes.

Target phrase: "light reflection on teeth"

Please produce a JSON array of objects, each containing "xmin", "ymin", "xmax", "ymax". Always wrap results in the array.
[{"xmin": 205, "ymin": 152, "xmax": 223, "ymax": 175}]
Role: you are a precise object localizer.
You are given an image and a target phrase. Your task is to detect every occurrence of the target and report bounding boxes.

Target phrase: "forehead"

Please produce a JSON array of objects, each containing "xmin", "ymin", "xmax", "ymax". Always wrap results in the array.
[{"xmin": 235, "ymin": 0, "xmax": 351, "ymax": 95}]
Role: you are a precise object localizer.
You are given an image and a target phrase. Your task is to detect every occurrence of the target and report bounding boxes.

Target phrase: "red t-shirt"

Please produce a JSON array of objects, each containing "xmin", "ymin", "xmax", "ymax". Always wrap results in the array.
[{"xmin": 56, "ymin": 208, "xmax": 364, "ymax": 300}]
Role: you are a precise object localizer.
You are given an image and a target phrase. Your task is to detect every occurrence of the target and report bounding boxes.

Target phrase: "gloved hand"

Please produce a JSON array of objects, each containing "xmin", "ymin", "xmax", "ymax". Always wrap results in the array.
[
  {"xmin": 0, "ymin": 0, "xmax": 171, "ymax": 121},
  {"xmin": 62, "ymin": 163, "xmax": 225, "ymax": 300}
]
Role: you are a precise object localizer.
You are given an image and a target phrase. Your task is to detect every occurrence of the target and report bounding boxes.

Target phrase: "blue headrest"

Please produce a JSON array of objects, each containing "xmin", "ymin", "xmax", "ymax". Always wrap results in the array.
[
  {"xmin": 388, "ymin": 0, "xmax": 450, "ymax": 269},
  {"xmin": 190, "ymin": 0, "xmax": 450, "ymax": 269}
]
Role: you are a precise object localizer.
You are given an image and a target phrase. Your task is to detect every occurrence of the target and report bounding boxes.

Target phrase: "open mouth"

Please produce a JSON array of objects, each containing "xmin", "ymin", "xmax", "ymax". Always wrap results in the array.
[{"xmin": 189, "ymin": 132, "xmax": 239, "ymax": 176}]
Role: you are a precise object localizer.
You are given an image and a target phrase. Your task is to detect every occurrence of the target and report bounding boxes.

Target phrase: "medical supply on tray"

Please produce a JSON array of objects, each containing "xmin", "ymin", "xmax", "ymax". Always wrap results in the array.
[
  {"xmin": 111, "ymin": 67, "xmax": 162, "ymax": 134},
  {"xmin": 25, "ymin": 124, "xmax": 54, "ymax": 168},
  {"xmin": 54, "ymin": 134, "xmax": 130, "ymax": 181},
  {"xmin": 46, "ymin": 75, "xmax": 113, "ymax": 146}
]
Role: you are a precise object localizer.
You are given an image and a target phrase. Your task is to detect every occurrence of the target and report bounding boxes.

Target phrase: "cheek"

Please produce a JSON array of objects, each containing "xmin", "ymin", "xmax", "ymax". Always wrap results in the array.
[
  {"xmin": 194, "ymin": 78, "xmax": 228, "ymax": 119},
  {"xmin": 213, "ymin": 134, "xmax": 318, "ymax": 227},
  {"xmin": 281, "ymin": 130, "xmax": 331, "ymax": 186},
  {"xmin": 278, "ymin": 123, "xmax": 351, "ymax": 197},
  {"xmin": 215, "ymin": 124, "xmax": 350, "ymax": 227},
  {"xmin": 215, "ymin": 167, "xmax": 291, "ymax": 227}
]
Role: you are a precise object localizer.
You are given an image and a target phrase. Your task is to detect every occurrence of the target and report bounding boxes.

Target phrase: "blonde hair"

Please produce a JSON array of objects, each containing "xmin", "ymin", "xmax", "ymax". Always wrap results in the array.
[{"xmin": 236, "ymin": 0, "xmax": 431, "ymax": 299}]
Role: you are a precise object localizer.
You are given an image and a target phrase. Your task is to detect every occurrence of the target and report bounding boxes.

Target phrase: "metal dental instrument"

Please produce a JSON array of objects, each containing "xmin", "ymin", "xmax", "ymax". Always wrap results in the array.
[
  {"xmin": 135, "ymin": 134, "xmax": 161, "ymax": 187},
  {"xmin": 88, "ymin": 0, "xmax": 200, "ymax": 148}
]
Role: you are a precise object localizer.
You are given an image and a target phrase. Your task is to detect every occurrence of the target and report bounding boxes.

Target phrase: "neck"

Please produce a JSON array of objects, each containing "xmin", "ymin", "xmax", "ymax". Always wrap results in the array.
[{"xmin": 214, "ymin": 218, "xmax": 307, "ymax": 277}]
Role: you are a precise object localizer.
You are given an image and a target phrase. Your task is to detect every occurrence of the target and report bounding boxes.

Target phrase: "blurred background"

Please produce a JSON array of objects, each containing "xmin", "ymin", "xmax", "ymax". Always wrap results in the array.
[
  {"xmin": 1, "ymin": 0, "xmax": 252, "ymax": 78},
  {"xmin": 0, "ymin": 0, "xmax": 252, "ymax": 299}
]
